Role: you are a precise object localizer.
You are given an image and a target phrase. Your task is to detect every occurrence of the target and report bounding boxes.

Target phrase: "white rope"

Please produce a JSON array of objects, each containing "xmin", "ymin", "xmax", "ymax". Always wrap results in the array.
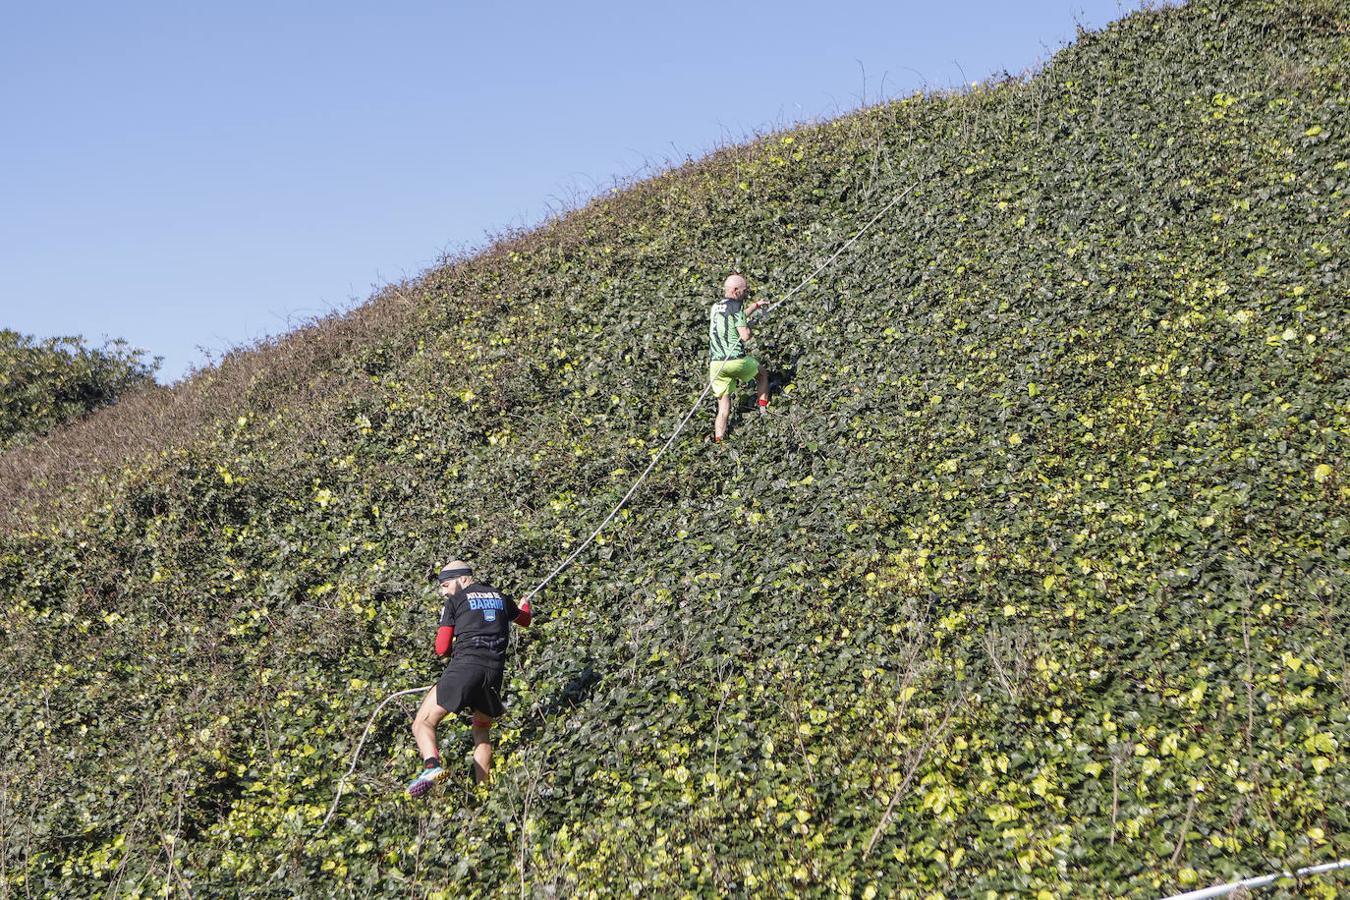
[
  {"xmin": 314, "ymin": 179, "xmax": 916, "ymax": 836},
  {"xmin": 755, "ymin": 183, "xmax": 917, "ymax": 319},
  {"xmin": 1160, "ymin": 858, "xmax": 1350, "ymax": 899},
  {"xmin": 518, "ymin": 380, "xmax": 712, "ymax": 605},
  {"xmin": 519, "ymin": 182, "xmax": 916, "ymax": 603},
  {"xmin": 314, "ymin": 685, "xmax": 433, "ymax": 835}
]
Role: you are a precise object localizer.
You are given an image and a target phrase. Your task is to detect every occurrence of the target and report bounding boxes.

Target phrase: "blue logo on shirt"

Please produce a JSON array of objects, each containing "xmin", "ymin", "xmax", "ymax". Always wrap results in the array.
[{"xmin": 468, "ymin": 591, "xmax": 504, "ymax": 622}]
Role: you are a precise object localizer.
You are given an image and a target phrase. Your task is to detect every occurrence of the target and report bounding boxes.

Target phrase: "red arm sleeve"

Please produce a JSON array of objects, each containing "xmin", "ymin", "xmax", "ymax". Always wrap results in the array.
[
  {"xmin": 435, "ymin": 625, "xmax": 454, "ymax": 656},
  {"xmin": 514, "ymin": 601, "xmax": 532, "ymax": 628}
]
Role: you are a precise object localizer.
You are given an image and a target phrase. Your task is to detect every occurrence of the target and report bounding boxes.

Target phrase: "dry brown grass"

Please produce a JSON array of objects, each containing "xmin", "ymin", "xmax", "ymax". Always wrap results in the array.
[{"xmin": 0, "ymin": 280, "xmax": 417, "ymax": 531}]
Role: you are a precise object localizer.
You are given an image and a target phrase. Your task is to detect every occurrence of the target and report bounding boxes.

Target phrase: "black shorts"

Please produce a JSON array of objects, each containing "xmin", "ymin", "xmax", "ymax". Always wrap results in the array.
[{"xmin": 436, "ymin": 657, "xmax": 506, "ymax": 719}]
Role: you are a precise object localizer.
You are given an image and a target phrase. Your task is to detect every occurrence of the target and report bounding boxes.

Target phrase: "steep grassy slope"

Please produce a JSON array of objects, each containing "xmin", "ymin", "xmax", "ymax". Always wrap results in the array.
[{"xmin": 3, "ymin": 1, "xmax": 1348, "ymax": 895}]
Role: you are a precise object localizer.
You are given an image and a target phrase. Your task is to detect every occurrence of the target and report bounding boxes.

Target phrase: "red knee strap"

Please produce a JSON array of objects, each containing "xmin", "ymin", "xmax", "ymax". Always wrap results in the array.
[{"xmin": 472, "ymin": 715, "xmax": 494, "ymax": 729}]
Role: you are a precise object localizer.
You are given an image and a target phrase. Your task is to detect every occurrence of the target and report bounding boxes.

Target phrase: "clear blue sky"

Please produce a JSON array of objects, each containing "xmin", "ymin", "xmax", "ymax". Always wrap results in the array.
[{"xmin": 1, "ymin": 1, "xmax": 1129, "ymax": 382}]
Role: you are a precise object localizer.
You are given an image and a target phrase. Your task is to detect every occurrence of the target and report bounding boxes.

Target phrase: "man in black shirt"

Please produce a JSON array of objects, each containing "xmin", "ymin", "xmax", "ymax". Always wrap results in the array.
[{"xmin": 407, "ymin": 560, "xmax": 533, "ymax": 798}]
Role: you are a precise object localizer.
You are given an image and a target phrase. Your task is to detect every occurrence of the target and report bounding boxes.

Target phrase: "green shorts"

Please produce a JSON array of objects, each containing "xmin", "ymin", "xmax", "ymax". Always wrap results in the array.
[{"xmin": 709, "ymin": 357, "xmax": 759, "ymax": 398}]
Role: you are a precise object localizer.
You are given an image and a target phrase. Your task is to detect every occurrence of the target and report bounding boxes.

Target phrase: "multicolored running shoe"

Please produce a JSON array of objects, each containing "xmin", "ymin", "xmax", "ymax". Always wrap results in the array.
[{"xmin": 406, "ymin": 766, "xmax": 449, "ymax": 800}]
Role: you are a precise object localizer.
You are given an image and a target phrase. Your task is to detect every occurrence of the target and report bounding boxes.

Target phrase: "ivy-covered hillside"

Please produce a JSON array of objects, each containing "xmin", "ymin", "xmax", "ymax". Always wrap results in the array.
[{"xmin": 2, "ymin": 1, "xmax": 1347, "ymax": 895}]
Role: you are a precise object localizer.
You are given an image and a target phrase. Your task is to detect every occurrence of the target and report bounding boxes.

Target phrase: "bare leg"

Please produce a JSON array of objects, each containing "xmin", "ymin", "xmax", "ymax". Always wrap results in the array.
[
  {"xmin": 714, "ymin": 394, "xmax": 732, "ymax": 440},
  {"xmin": 413, "ymin": 688, "xmax": 449, "ymax": 761},
  {"xmin": 471, "ymin": 714, "xmax": 495, "ymax": 783},
  {"xmin": 755, "ymin": 368, "xmax": 769, "ymax": 405}
]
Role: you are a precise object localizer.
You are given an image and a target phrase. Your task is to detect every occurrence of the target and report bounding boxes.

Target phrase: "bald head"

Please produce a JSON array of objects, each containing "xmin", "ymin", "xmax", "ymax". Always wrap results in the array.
[
  {"xmin": 723, "ymin": 274, "xmax": 748, "ymax": 300},
  {"xmin": 437, "ymin": 558, "xmax": 475, "ymax": 593}
]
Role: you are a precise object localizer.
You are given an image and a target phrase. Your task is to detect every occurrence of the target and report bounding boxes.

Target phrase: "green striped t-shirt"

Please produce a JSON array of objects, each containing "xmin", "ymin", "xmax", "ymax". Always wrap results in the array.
[{"xmin": 708, "ymin": 298, "xmax": 748, "ymax": 361}]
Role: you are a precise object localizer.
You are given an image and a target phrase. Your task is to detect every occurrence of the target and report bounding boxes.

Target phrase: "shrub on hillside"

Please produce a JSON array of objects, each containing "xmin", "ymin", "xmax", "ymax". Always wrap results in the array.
[{"xmin": 0, "ymin": 329, "xmax": 159, "ymax": 451}]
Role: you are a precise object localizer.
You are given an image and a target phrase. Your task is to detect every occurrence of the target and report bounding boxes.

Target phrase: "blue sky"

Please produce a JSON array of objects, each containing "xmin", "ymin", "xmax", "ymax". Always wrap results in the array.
[{"xmin": 2, "ymin": 1, "xmax": 1130, "ymax": 382}]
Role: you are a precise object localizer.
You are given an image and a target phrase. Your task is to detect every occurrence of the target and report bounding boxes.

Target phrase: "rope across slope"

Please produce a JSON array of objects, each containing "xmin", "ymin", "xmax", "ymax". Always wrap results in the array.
[
  {"xmin": 1160, "ymin": 858, "xmax": 1350, "ymax": 899},
  {"xmin": 315, "ymin": 181, "xmax": 918, "ymax": 836},
  {"xmin": 310, "ymin": 174, "xmax": 1346, "ymax": 896},
  {"xmin": 518, "ymin": 182, "xmax": 917, "ymax": 606}
]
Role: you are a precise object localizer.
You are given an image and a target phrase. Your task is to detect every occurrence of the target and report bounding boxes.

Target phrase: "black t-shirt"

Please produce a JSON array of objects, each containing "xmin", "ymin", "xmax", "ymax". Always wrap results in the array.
[{"xmin": 439, "ymin": 581, "xmax": 520, "ymax": 664}]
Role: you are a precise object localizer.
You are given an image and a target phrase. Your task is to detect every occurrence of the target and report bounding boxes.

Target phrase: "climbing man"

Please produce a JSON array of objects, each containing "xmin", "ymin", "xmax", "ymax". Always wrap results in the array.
[
  {"xmin": 709, "ymin": 273, "xmax": 770, "ymax": 442},
  {"xmin": 406, "ymin": 559, "xmax": 532, "ymax": 799}
]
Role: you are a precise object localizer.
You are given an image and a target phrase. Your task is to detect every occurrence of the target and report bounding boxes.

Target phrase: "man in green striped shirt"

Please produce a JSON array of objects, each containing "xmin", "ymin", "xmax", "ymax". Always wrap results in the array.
[{"xmin": 709, "ymin": 273, "xmax": 769, "ymax": 442}]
